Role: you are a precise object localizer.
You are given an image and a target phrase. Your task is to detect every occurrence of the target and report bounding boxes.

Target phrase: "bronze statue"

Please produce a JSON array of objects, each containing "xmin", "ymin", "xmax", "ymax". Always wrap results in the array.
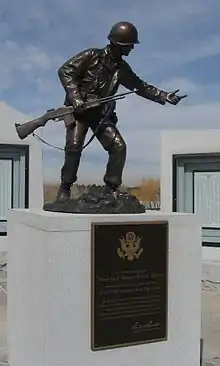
[{"xmin": 56, "ymin": 21, "xmax": 186, "ymax": 202}]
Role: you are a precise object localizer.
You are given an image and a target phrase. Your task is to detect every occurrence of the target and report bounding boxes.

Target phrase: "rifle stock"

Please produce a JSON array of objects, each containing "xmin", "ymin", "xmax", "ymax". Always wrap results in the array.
[
  {"xmin": 15, "ymin": 115, "xmax": 49, "ymax": 140},
  {"xmin": 14, "ymin": 106, "xmax": 74, "ymax": 140}
]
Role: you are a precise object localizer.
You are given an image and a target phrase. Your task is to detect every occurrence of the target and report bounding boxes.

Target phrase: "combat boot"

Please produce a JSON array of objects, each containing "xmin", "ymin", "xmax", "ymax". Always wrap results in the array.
[
  {"xmin": 56, "ymin": 183, "xmax": 71, "ymax": 202},
  {"xmin": 104, "ymin": 183, "xmax": 120, "ymax": 199}
]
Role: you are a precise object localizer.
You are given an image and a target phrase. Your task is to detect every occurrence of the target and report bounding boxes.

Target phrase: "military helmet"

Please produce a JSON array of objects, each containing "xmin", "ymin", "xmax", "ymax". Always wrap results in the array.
[{"xmin": 108, "ymin": 21, "xmax": 140, "ymax": 45}]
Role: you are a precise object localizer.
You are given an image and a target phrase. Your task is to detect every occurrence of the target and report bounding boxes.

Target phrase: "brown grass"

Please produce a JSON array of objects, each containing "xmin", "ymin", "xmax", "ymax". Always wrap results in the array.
[
  {"xmin": 44, "ymin": 184, "xmax": 60, "ymax": 203},
  {"xmin": 128, "ymin": 178, "xmax": 160, "ymax": 201},
  {"xmin": 44, "ymin": 178, "xmax": 160, "ymax": 203}
]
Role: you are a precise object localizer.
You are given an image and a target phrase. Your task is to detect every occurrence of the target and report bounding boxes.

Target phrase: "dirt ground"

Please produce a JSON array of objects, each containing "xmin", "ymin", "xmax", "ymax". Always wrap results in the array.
[{"xmin": 0, "ymin": 269, "xmax": 220, "ymax": 366}]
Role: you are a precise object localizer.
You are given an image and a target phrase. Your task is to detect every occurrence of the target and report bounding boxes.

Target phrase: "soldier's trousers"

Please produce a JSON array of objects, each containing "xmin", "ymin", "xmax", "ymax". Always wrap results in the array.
[{"xmin": 60, "ymin": 118, "xmax": 126, "ymax": 188}]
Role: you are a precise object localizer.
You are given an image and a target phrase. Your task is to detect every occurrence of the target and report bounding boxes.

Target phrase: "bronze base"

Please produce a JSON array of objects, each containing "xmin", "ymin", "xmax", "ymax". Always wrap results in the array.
[{"xmin": 43, "ymin": 185, "xmax": 145, "ymax": 214}]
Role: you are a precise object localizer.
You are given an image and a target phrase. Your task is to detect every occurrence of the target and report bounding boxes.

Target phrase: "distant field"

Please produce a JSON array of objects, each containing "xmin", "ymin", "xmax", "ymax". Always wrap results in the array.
[{"xmin": 44, "ymin": 184, "xmax": 60, "ymax": 203}]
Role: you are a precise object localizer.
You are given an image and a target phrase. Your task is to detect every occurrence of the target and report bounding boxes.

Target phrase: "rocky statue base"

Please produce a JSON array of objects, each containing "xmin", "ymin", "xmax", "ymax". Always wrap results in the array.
[{"xmin": 43, "ymin": 185, "xmax": 145, "ymax": 214}]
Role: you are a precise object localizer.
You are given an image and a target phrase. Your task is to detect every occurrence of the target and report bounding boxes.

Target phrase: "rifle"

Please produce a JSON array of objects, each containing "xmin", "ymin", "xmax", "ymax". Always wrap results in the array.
[{"xmin": 15, "ymin": 89, "xmax": 137, "ymax": 140}]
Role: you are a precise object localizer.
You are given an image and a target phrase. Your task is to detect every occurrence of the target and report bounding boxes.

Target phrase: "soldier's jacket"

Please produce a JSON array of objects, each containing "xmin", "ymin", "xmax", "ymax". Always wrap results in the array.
[{"xmin": 58, "ymin": 45, "xmax": 168, "ymax": 108}]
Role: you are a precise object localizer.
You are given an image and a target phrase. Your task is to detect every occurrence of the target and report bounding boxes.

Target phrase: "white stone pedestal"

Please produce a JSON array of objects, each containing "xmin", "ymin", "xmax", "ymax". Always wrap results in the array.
[{"xmin": 7, "ymin": 209, "xmax": 202, "ymax": 366}]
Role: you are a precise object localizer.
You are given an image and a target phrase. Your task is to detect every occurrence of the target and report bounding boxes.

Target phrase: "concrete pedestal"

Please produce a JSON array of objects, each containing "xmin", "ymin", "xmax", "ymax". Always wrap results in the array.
[{"xmin": 7, "ymin": 209, "xmax": 202, "ymax": 366}]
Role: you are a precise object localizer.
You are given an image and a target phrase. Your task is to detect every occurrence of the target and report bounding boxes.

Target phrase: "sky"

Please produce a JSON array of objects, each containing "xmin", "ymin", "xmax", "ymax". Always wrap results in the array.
[{"xmin": 1, "ymin": 0, "xmax": 220, "ymax": 186}]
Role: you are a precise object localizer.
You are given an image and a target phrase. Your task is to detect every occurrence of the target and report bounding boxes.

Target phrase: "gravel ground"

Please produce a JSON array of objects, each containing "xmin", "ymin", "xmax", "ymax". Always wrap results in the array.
[
  {"xmin": 0, "ymin": 269, "xmax": 220, "ymax": 365},
  {"xmin": 0, "ymin": 268, "xmax": 7, "ymax": 365},
  {"xmin": 201, "ymin": 280, "xmax": 220, "ymax": 366}
]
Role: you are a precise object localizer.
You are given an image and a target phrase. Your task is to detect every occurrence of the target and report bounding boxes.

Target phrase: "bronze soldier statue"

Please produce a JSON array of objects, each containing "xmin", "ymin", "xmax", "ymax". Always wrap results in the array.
[{"xmin": 57, "ymin": 21, "xmax": 186, "ymax": 201}]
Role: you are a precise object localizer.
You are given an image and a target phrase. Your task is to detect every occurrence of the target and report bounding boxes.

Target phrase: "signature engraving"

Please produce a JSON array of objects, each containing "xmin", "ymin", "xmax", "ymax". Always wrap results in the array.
[{"xmin": 132, "ymin": 320, "xmax": 161, "ymax": 331}]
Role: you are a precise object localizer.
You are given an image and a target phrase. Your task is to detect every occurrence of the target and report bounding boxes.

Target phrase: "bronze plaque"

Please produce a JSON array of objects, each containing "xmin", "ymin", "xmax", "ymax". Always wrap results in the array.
[{"xmin": 91, "ymin": 220, "xmax": 168, "ymax": 351}]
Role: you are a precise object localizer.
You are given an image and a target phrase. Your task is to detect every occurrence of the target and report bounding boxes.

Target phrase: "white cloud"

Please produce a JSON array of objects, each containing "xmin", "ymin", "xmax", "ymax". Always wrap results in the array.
[
  {"xmin": 153, "ymin": 34, "xmax": 220, "ymax": 69},
  {"xmin": 158, "ymin": 78, "xmax": 199, "ymax": 94},
  {"xmin": 19, "ymin": 45, "xmax": 52, "ymax": 70},
  {"xmin": 0, "ymin": 40, "xmax": 61, "ymax": 91}
]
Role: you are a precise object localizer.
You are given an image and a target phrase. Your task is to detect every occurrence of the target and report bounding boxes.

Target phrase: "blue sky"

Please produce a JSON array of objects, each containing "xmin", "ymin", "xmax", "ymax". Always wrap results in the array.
[{"xmin": 1, "ymin": 0, "xmax": 220, "ymax": 185}]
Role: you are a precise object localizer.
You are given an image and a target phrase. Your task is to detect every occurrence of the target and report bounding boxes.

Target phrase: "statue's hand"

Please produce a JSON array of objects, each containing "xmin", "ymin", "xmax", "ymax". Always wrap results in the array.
[
  {"xmin": 72, "ymin": 97, "xmax": 85, "ymax": 113},
  {"xmin": 166, "ymin": 89, "xmax": 187, "ymax": 105}
]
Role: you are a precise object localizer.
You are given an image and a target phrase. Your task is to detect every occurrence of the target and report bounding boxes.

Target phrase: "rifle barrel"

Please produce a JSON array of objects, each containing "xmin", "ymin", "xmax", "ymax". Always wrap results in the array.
[{"xmin": 90, "ymin": 89, "xmax": 137, "ymax": 105}]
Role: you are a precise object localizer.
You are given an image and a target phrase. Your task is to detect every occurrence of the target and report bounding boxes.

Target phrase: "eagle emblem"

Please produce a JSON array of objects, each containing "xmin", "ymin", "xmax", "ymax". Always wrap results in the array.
[{"xmin": 117, "ymin": 231, "xmax": 143, "ymax": 261}]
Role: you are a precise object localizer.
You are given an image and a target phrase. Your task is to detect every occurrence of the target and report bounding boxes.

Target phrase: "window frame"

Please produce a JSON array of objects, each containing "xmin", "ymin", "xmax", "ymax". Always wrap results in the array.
[
  {"xmin": 172, "ymin": 153, "xmax": 220, "ymax": 247},
  {"xmin": 0, "ymin": 144, "xmax": 29, "ymax": 236}
]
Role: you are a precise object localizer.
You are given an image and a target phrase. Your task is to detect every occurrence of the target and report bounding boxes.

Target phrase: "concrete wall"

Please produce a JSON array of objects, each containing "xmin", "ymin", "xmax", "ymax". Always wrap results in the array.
[
  {"xmin": 7, "ymin": 209, "xmax": 202, "ymax": 366},
  {"xmin": 0, "ymin": 101, "xmax": 43, "ymax": 252},
  {"xmin": 160, "ymin": 128, "xmax": 220, "ymax": 265}
]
